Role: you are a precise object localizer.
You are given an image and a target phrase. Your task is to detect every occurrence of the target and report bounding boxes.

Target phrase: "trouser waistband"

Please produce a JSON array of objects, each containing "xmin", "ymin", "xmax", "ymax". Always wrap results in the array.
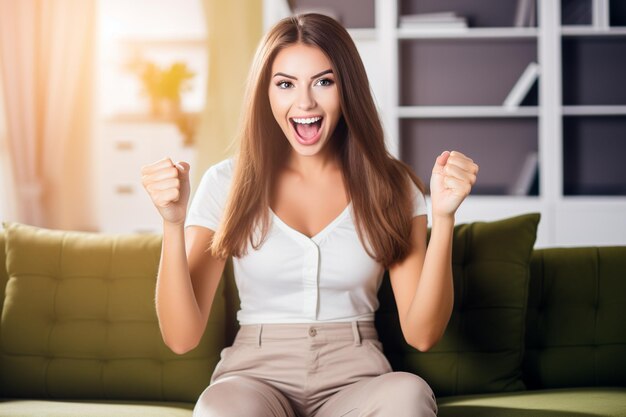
[{"xmin": 235, "ymin": 321, "xmax": 378, "ymax": 347}]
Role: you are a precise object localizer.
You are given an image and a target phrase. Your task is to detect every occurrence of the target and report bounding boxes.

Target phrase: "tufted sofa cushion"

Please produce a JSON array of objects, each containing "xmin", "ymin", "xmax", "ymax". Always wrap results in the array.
[
  {"xmin": 0, "ymin": 222, "xmax": 226, "ymax": 402},
  {"xmin": 376, "ymin": 213, "xmax": 540, "ymax": 396},
  {"xmin": 524, "ymin": 247, "xmax": 626, "ymax": 389}
]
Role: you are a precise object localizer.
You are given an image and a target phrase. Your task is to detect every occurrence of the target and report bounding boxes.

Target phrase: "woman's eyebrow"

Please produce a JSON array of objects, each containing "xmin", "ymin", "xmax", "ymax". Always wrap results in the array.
[
  {"xmin": 309, "ymin": 69, "xmax": 333, "ymax": 79},
  {"xmin": 272, "ymin": 69, "xmax": 333, "ymax": 80},
  {"xmin": 273, "ymin": 72, "xmax": 297, "ymax": 80}
]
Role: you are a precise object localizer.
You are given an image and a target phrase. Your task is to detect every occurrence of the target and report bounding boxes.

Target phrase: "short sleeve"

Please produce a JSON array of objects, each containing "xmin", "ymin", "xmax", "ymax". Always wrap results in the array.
[
  {"xmin": 184, "ymin": 159, "xmax": 234, "ymax": 231},
  {"xmin": 410, "ymin": 179, "xmax": 428, "ymax": 218}
]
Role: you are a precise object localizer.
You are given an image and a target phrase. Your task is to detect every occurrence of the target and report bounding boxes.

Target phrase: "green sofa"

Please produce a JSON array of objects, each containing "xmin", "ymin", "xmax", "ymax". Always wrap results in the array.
[{"xmin": 0, "ymin": 214, "xmax": 624, "ymax": 416}]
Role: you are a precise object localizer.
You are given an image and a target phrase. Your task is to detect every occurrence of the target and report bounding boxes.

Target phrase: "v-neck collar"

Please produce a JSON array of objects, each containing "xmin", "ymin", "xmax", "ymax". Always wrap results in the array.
[{"xmin": 270, "ymin": 202, "xmax": 352, "ymax": 245}]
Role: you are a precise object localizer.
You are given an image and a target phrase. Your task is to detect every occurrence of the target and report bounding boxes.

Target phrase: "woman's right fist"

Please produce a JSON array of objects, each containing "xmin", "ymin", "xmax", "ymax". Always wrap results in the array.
[{"xmin": 141, "ymin": 158, "xmax": 191, "ymax": 225}]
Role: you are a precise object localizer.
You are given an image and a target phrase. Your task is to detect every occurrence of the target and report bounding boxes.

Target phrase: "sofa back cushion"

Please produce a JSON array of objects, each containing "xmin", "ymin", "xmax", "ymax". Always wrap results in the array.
[
  {"xmin": 0, "ymin": 222, "xmax": 227, "ymax": 402},
  {"xmin": 376, "ymin": 213, "xmax": 540, "ymax": 396},
  {"xmin": 524, "ymin": 247, "xmax": 626, "ymax": 388}
]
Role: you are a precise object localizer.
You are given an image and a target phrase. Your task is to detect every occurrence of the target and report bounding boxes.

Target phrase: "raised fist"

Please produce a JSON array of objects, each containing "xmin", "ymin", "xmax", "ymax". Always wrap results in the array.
[
  {"xmin": 141, "ymin": 158, "xmax": 191, "ymax": 225},
  {"xmin": 430, "ymin": 150, "xmax": 479, "ymax": 218}
]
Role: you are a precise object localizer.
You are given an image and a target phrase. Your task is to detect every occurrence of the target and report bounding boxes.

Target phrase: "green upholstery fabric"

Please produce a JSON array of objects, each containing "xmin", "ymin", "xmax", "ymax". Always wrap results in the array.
[
  {"xmin": 438, "ymin": 387, "xmax": 626, "ymax": 417},
  {"xmin": 4, "ymin": 216, "xmax": 626, "ymax": 416},
  {"xmin": 525, "ymin": 247, "xmax": 626, "ymax": 389},
  {"xmin": 376, "ymin": 213, "xmax": 540, "ymax": 396},
  {"xmin": 0, "ymin": 399, "xmax": 193, "ymax": 417},
  {"xmin": 0, "ymin": 222, "xmax": 225, "ymax": 402}
]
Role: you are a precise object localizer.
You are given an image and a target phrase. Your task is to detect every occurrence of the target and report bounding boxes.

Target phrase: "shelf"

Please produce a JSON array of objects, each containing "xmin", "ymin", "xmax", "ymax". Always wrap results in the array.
[
  {"xmin": 562, "ymin": 105, "xmax": 626, "ymax": 115},
  {"xmin": 561, "ymin": 195, "xmax": 626, "ymax": 202},
  {"xmin": 561, "ymin": 26, "xmax": 626, "ymax": 36},
  {"xmin": 397, "ymin": 27, "xmax": 538, "ymax": 39},
  {"xmin": 457, "ymin": 195, "xmax": 542, "ymax": 203},
  {"xmin": 398, "ymin": 106, "xmax": 539, "ymax": 118}
]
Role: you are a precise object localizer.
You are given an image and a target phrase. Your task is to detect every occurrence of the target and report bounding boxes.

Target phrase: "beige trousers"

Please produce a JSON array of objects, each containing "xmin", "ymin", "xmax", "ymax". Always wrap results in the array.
[{"xmin": 193, "ymin": 321, "xmax": 437, "ymax": 417}]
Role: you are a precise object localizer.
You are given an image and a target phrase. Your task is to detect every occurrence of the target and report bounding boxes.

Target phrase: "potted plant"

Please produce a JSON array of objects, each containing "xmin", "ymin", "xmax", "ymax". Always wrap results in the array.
[{"xmin": 132, "ymin": 60, "xmax": 195, "ymax": 118}]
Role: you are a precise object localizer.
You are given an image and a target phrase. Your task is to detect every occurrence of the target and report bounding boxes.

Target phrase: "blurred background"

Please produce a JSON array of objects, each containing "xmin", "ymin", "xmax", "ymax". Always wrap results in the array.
[
  {"xmin": 0, "ymin": 0, "xmax": 265, "ymax": 234},
  {"xmin": 1, "ymin": 0, "xmax": 625, "ymax": 247}
]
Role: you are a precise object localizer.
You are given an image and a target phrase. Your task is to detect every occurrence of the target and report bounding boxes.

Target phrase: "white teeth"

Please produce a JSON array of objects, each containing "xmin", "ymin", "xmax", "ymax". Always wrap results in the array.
[{"xmin": 292, "ymin": 116, "xmax": 322, "ymax": 124}]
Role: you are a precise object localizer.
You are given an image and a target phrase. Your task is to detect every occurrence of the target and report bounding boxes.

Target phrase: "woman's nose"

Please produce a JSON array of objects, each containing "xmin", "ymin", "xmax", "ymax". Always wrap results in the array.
[{"xmin": 297, "ymin": 87, "xmax": 316, "ymax": 110}]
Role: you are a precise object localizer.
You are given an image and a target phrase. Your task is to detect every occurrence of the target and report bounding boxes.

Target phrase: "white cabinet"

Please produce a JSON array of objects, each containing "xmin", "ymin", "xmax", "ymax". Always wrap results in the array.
[{"xmin": 96, "ymin": 119, "xmax": 195, "ymax": 233}]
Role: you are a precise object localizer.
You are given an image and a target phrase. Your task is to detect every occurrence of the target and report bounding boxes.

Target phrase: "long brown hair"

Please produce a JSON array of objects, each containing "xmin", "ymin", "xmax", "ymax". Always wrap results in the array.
[{"xmin": 211, "ymin": 13, "xmax": 425, "ymax": 268}]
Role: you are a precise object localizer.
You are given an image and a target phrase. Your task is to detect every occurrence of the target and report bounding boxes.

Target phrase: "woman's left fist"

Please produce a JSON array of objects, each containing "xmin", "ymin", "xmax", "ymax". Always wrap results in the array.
[{"xmin": 429, "ymin": 150, "xmax": 479, "ymax": 217}]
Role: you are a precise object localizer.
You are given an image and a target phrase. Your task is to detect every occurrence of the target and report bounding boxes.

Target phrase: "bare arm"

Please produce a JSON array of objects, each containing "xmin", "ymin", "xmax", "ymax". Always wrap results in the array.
[
  {"xmin": 389, "ymin": 151, "xmax": 478, "ymax": 351},
  {"xmin": 142, "ymin": 158, "xmax": 226, "ymax": 354},
  {"xmin": 389, "ymin": 215, "xmax": 454, "ymax": 352},
  {"xmin": 156, "ymin": 223, "xmax": 226, "ymax": 354}
]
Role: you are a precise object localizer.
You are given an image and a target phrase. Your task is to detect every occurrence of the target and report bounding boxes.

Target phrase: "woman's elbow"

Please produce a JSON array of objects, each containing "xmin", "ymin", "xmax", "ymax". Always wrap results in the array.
[
  {"xmin": 408, "ymin": 313, "xmax": 453, "ymax": 352},
  {"xmin": 168, "ymin": 343, "xmax": 196, "ymax": 355},
  {"xmin": 406, "ymin": 331, "xmax": 444, "ymax": 352},
  {"xmin": 407, "ymin": 338, "xmax": 436, "ymax": 352},
  {"xmin": 162, "ymin": 334, "xmax": 200, "ymax": 355}
]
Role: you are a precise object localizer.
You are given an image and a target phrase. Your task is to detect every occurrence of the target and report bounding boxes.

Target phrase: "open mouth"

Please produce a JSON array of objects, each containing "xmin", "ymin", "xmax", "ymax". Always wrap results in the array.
[{"xmin": 290, "ymin": 116, "xmax": 324, "ymax": 145}]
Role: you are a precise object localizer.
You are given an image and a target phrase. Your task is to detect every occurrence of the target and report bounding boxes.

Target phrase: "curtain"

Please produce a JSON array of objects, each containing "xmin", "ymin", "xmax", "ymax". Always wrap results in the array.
[
  {"xmin": 193, "ymin": 0, "xmax": 264, "ymax": 187},
  {"xmin": 0, "ymin": 61, "xmax": 15, "ymax": 223},
  {"xmin": 0, "ymin": 0, "xmax": 96, "ymax": 230}
]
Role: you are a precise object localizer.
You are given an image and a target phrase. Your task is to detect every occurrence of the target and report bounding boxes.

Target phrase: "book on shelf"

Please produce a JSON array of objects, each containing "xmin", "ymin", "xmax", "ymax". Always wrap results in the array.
[
  {"xmin": 503, "ymin": 62, "xmax": 540, "ymax": 110},
  {"xmin": 399, "ymin": 11, "xmax": 468, "ymax": 30},
  {"xmin": 509, "ymin": 152, "xmax": 539, "ymax": 196},
  {"xmin": 514, "ymin": 0, "xmax": 536, "ymax": 27}
]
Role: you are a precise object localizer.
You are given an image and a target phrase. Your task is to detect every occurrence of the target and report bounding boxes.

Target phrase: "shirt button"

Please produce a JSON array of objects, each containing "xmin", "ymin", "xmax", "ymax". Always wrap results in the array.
[{"xmin": 308, "ymin": 327, "xmax": 317, "ymax": 337}]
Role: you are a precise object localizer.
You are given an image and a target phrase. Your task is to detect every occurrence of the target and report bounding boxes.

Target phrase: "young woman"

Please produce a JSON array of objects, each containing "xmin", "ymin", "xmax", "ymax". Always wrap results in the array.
[{"xmin": 141, "ymin": 13, "xmax": 478, "ymax": 417}]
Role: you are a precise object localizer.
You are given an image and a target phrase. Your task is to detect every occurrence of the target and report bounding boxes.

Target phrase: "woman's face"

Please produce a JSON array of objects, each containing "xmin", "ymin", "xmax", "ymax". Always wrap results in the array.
[{"xmin": 268, "ymin": 43, "xmax": 342, "ymax": 158}]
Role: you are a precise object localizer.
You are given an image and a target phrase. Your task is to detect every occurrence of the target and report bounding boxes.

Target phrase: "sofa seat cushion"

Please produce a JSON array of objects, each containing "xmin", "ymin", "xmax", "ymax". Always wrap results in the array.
[
  {"xmin": 376, "ymin": 213, "xmax": 541, "ymax": 396},
  {"xmin": 0, "ymin": 399, "xmax": 193, "ymax": 417},
  {"xmin": 438, "ymin": 387, "xmax": 626, "ymax": 417}
]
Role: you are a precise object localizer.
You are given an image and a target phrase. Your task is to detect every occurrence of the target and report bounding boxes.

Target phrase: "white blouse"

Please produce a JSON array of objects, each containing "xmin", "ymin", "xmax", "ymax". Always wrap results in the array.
[{"xmin": 185, "ymin": 158, "xmax": 427, "ymax": 325}]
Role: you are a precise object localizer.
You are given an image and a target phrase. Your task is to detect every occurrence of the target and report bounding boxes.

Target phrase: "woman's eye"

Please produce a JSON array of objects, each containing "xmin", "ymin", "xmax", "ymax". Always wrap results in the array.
[
  {"xmin": 316, "ymin": 78, "xmax": 334, "ymax": 87},
  {"xmin": 277, "ymin": 81, "xmax": 293, "ymax": 89}
]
